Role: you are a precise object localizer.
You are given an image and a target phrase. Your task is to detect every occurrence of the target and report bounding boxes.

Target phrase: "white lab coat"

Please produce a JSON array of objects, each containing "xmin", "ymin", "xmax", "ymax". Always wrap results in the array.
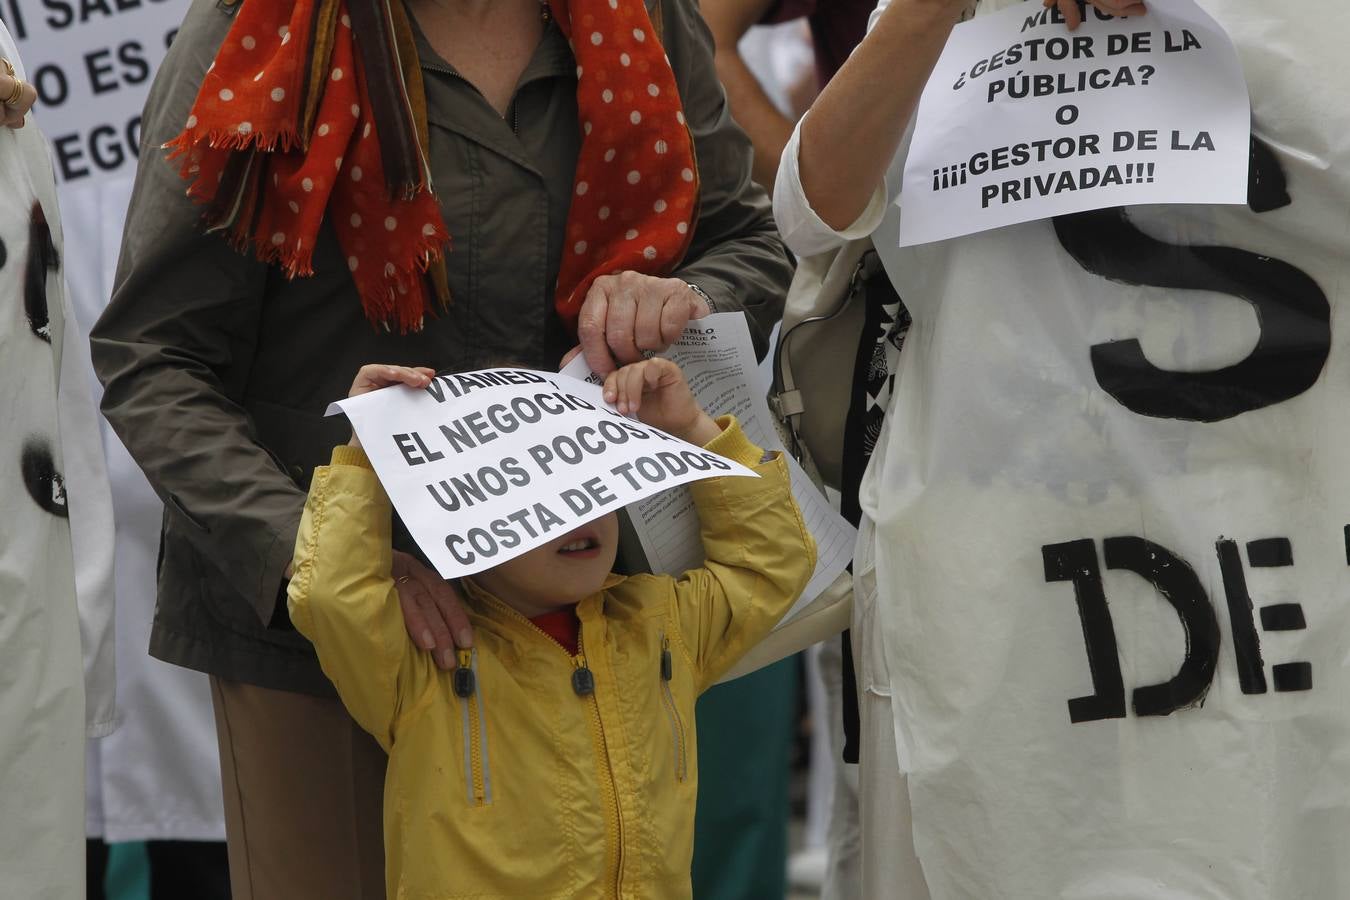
[{"xmin": 776, "ymin": 2, "xmax": 1350, "ymax": 897}]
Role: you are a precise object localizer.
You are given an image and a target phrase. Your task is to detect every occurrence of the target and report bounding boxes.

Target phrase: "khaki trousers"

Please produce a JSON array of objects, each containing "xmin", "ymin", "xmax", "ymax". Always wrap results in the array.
[{"xmin": 210, "ymin": 677, "xmax": 387, "ymax": 900}]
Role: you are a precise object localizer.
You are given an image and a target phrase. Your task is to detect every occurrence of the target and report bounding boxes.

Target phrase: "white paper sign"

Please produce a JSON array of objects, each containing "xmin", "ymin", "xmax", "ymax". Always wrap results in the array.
[
  {"xmin": 327, "ymin": 369, "xmax": 757, "ymax": 579},
  {"xmin": 563, "ymin": 313, "xmax": 857, "ymax": 625},
  {"xmin": 897, "ymin": 0, "xmax": 1251, "ymax": 247},
  {"xmin": 0, "ymin": 0, "xmax": 190, "ymax": 185}
]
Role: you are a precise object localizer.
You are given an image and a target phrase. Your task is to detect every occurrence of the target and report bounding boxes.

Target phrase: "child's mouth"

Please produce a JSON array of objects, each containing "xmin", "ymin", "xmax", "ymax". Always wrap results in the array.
[{"xmin": 557, "ymin": 535, "xmax": 601, "ymax": 558}]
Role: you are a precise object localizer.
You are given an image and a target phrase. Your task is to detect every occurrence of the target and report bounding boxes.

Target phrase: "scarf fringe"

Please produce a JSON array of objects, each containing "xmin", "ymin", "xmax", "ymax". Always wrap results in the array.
[
  {"xmin": 230, "ymin": 219, "xmax": 448, "ymax": 284},
  {"xmin": 352, "ymin": 226, "xmax": 452, "ymax": 333},
  {"xmin": 164, "ymin": 127, "xmax": 306, "ymax": 163},
  {"xmin": 228, "ymin": 225, "xmax": 451, "ymax": 334},
  {"xmin": 235, "ymin": 229, "xmax": 319, "ymax": 280}
]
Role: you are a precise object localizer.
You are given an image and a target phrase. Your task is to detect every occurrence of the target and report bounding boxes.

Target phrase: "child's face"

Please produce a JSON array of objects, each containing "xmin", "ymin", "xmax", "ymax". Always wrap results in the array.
[{"xmin": 471, "ymin": 512, "xmax": 621, "ymax": 618}]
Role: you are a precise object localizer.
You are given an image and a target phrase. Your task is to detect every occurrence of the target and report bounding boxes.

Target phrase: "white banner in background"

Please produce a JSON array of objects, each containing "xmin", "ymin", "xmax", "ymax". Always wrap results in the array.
[
  {"xmin": 328, "ymin": 369, "xmax": 757, "ymax": 579},
  {"xmin": 0, "ymin": 0, "xmax": 190, "ymax": 185},
  {"xmin": 897, "ymin": 0, "xmax": 1250, "ymax": 246}
]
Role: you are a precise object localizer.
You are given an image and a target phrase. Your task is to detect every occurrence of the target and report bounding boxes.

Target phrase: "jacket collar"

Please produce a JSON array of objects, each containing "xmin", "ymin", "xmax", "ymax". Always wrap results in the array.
[
  {"xmin": 410, "ymin": 12, "xmax": 575, "ymax": 175},
  {"xmin": 459, "ymin": 572, "xmax": 626, "ymax": 637}
]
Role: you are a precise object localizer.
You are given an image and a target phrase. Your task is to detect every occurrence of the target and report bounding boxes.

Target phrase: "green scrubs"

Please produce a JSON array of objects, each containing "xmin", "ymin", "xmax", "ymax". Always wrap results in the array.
[{"xmin": 691, "ymin": 656, "xmax": 799, "ymax": 899}]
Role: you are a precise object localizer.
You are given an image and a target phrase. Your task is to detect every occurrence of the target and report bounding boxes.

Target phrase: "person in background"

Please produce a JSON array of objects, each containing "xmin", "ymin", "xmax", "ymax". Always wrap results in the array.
[
  {"xmin": 91, "ymin": 0, "xmax": 791, "ymax": 896},
  {"xmin": 703, "ymin": 0, "xmax": 874, "ymax": 189},
  {"xmin": 7, "ymin": 5, "xmax": 227, "ymax": 889},
  {"xmin": 34, "ymin": 8, "xmax": 234, "ymax": 892},
  {"xmin": 2, "ymin": 26, "xmax": 117, "ymax": 900},
  {"xmin": 777, "ymin": 2, "xmax": 1144, "ymax": 895},
  {"xmin": 774, "ymin": 0, "xmax": 1350, "ymax": 896},
  {"xmin": 699, "ymin": 0, "xmax": 873, "ymax": 893}
]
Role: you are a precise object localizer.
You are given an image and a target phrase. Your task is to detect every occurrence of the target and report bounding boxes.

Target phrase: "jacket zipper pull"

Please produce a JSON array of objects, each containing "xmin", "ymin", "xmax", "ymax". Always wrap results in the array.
[
  {"xmin": 661, "ymin": 635, "xmax": 673, "ymax": 682},
  {"xmin": 572, "ymin": 655, "xmax": 595, "ymax": 696},
  {"xmin": 454, "ymin": 648, "xmax": 476, "ymax": 698}
]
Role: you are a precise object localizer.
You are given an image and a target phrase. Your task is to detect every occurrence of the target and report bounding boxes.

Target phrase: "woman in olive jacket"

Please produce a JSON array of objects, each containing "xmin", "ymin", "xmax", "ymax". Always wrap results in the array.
[{"xmin": 90, "ymin": 0, "xmax": 792, "ymax": 896}]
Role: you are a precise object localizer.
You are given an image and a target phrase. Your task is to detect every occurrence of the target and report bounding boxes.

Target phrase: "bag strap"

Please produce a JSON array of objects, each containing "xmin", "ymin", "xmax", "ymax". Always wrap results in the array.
[{"xmin": 771, "ymin": 239, "xmax": 872, "ymax": 459}]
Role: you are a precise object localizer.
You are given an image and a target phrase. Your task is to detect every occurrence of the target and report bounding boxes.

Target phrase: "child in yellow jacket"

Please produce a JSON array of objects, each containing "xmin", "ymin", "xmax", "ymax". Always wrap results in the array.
[{"xmin": 287, "ymin": 357, "xmax": 816, "ymax": 899}]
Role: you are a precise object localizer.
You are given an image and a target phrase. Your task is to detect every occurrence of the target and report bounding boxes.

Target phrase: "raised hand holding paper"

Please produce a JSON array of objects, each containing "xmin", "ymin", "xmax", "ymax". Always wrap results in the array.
[
  {"xmin": 563, "ymin": 312, "xmax": 858, "ymax": 625},
  {"xmin": 897, "ymin": 0, "xmax": 1250, "ymax": 246},
  {"xmin": 327, "ymin": 368, "xmax": 757, "ymax": 579}
]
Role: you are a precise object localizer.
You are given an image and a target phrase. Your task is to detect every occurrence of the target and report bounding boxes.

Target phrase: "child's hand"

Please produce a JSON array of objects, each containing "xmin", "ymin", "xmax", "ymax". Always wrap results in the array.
[
  {"xmin": 346, "ymin": 364, "xmax": 436, "ymax": 447},
  {"xmin": 603, "ymin": 358, "xmax": 722, "ymax": 447},
  {"xmin": 348, "ymin": 364, "xmax": 436, "ymax": 398}
]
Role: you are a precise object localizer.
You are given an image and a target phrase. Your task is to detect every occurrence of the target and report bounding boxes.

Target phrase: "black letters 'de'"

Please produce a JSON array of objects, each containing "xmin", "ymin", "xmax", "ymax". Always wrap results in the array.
[
  {"xmin": 1043, "ymin": 537, "xmax": 1220, "ymax": 724},
  {"xmin": 1053, "ymin": 137, "xmax": 1330, "ymax": 422}
]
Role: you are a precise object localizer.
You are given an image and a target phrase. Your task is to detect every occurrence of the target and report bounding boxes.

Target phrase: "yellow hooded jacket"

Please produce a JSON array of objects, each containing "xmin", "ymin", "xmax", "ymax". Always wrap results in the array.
[{"xmin": 288, "ymin": 418, "xmax": 816, "ymax": 899}]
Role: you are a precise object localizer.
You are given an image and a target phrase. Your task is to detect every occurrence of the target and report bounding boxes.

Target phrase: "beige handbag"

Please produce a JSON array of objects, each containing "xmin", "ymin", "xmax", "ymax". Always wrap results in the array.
[{"xmin": 771, "ymin": 239, "xmax": 874, "ymax": 492}]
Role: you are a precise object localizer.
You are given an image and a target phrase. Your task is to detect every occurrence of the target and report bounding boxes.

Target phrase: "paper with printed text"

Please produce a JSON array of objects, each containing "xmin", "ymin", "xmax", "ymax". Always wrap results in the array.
[{"xmin": 898, "ymin": 0, "xmax": 1250, "ymax": 246}]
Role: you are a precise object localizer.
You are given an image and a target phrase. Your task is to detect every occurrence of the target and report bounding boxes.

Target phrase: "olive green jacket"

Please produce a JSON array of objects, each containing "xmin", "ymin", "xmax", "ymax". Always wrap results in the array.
[{"xmin": 91, "ymin": 0, "xmax": 792, "ymax": 694}]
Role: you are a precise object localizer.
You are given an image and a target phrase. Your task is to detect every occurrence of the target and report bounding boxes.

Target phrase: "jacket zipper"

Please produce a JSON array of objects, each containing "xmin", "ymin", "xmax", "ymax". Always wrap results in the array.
[
  {"xmin": 576, "ymin": 630, "xmax": 625, "ymax": 899},
  {"xmin": 456, "ymin": 649, "xmax": 492, "ymax": 806},
  {"xmin": 658, "ymin": 632, "xmax": 688, "ymax": 782},
  {"xmin": 421, "ymin": 62, "xmax": 523, "ymax": 134},
  {"xmin": 474, "ymin": 594, "xmax": 625, "ymax": 895}
]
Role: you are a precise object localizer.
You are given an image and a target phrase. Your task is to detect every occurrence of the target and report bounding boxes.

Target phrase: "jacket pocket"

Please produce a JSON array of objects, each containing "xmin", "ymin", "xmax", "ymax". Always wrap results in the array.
[
  {"xmin": 659, "ymin": 633, "xmax": 688, "ymax": 783},
  {"xmin": 457, "ymin": 649, "xmax": 494, "ymax": 807}
]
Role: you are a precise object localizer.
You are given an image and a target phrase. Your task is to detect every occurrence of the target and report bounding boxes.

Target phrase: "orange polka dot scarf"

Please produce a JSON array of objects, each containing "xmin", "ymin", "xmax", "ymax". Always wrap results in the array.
[
  {"xmin": 166, "ymin": 0, "xmax": 448, "ymax": 333},
  {"xmin": 165, "ymin": 0, "xmax": 699, "ymax": 336},
  {"xmin": 549, "ymin": 0, "xmax": 700, "ymax": 331}
]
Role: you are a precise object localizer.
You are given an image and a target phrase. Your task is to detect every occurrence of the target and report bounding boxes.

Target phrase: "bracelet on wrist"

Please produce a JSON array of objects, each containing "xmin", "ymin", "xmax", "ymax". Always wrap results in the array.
[{"xmin": 685, "ymin": 281, "xmax": 716, "ymax": 313}]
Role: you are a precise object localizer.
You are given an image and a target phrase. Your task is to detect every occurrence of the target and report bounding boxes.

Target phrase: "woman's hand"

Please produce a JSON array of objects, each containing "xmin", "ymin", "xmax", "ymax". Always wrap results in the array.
[
  {"xmin": 573, "ymin": 272, "xmax": 711, "ymax": 376},
  {"xmin": 1, "ymin": 60, "xmax": 38, "ymax": 130},
  {"xmin": 393, "ymin": 550, "xmax": 474, "ymax": 668},
  {"xmin": 345, "ymin": 364, "xmax": 436, "ymax": 448},
  {"xmin": 1046, "ymin": 0, "xmax": 1148, "ymax": 30},
  {"xmin": 602, "ymin": 357, "xmax": 722, "ymax": 447}
]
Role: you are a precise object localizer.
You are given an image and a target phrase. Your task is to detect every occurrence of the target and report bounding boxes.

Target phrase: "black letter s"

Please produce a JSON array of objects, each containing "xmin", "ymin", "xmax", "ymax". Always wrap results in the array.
[{"xmin": 1054, "ymin": 137, "xmax": 1330, "ymax": 422}]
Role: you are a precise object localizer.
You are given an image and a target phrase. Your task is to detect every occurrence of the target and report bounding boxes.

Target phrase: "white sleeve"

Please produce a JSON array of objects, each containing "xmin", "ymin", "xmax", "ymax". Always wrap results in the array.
[{"xmin": 773, "ymin": 115, "xmax": 890, "ymax": 258}]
